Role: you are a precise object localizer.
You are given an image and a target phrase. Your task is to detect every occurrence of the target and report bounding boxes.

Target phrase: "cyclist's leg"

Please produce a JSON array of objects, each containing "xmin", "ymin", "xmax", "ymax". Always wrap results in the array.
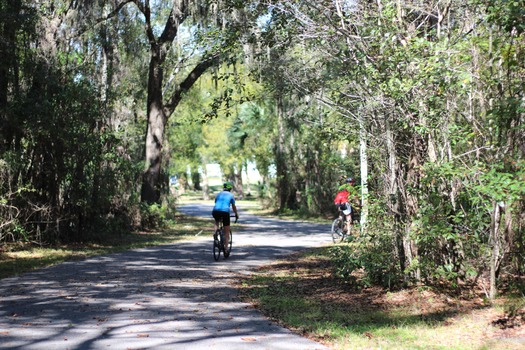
[
  {"xmin": 212, "ymin": 211, "xmax": 221, "ymax": 234},
  {"xmin": 223, "ymin": 225, "xmax": 231, "ymax": 257},
  {"xmin": 224, "ymin": 225, "xmax": 230, "ymax": 250},
  {"xmin": 347, "ymin": 205, "xmax": 353, "ymax": 227},
  {"xmin": 345, "ymin": 218, "xmax": 353, "ymax": 237},
  {"xmin": 338, "ymin": 213, "xmax": 346, "ymax": 235},
  {"xmin": 222, "ymin": 212, "xmax": 231, "ymax": 249}
]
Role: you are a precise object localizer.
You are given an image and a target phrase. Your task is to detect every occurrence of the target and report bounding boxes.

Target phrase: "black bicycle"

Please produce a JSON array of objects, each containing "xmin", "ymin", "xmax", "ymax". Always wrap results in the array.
[
  {"xmin": 213, "ymin": 215, "xmax": 237, "ymax": 261},
  {"xmin": 331, "ymin": 207, "xmax": 359, "ymax": 243}
]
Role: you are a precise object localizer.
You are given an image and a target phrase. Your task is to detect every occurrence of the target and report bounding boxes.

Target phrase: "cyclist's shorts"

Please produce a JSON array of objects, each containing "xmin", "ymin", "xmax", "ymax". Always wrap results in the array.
[
  {"xmin": 337, "ymin": 203, "xmax": 352, "ymax": 215},
  {"xmin": 212, "ymin": 210, "xmax": 231, "ymax": 226}
]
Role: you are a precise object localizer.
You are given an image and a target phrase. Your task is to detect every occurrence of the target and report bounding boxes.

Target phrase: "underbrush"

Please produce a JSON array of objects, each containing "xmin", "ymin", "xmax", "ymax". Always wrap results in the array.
[{"xmin": 238, "ymin": 247, "xmax": 525, "ymax": 350}]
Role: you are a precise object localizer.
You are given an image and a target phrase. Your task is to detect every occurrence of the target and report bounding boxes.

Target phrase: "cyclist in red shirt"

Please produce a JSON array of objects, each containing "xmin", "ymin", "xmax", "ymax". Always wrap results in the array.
[{"xmin": 334, "ymin": 177, "xmax": 359, "ymax": 229}]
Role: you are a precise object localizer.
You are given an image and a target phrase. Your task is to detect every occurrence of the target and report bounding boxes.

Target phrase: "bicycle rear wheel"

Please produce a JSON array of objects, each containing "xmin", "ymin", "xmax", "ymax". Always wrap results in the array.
[
  {"xmin": 331, "ymin": 218, "xmax": 344, "ymax": 243},
  {"xmin": 213, "ymin": 230, "xmax": 221, "ymax": 261}
]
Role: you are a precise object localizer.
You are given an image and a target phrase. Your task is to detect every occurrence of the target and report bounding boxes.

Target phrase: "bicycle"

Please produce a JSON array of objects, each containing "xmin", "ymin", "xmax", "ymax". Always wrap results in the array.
[
  {"xmin": 331, "ymin": 207, "xmax": 359, "ymax": 243},
  {"xmin": 213, "ymin": 215, "xmax": 237, "ymax": 261}
]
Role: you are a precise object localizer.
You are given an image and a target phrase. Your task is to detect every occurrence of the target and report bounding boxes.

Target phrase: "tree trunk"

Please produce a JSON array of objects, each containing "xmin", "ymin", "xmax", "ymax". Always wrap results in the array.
[
  {"xmin": 244, "ymin": 161, "xmax": 252, "ymax": 196},
  {"xmin": 141, "ymin": 54, "xmax": 167, "ymax": 204},
  {"xmin": 191, "ymin": 167, "xmax": 201, "ymax": 190},
  {"xmin": 137, "ymin": 2, "xmax": 216, "ymax": 204},
  {"xmin": 359, "ymin": 111, "xmax": 368, "ymax": 233},
  {"xmin": 0, "ymin": 0, "xmax": 20, "ymax": 153},
  {"xmin": 234, "ymin": 163, "xmax": 244, "ymax": 199},
  {"xmin": 490, "ymin": 201, "xmax": 502, "ymax": 299},
  {"xmin": 201, "ymin": 163, "xmax": 210, "ymax": 200},
  {"xmin": 276, "ymin": 96, "xmax": 290, "ymax": 209}
]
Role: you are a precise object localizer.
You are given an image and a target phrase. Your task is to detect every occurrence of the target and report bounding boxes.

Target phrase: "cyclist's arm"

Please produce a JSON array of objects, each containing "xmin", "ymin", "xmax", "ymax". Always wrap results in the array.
[{"xmin": 232, "ymin": 203, "xmax": 239, "ymax": 218}]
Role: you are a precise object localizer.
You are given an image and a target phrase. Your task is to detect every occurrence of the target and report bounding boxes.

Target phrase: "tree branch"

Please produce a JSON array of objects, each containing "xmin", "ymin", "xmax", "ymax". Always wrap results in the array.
[
  {"xmin": 93, "ymin": 0, "xmax": 135, "ymax": 26},
  {"xmin": 70, "ymin": 1, "xmax": 135, "ymax": 39},
  {"xmin": 164, "ymin": 54, "xmax": 220, "ymax": 116},
  {"xmin": 160, "ymin": 3, "xmax": 189, "ymax": 44}
]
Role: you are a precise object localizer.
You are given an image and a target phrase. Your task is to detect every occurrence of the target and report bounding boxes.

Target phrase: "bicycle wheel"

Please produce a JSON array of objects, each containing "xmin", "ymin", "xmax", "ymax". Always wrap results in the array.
[
  {"xmin": 331, "ymin": 218, "xmax": 344, "ymax": 243},
  {"xmin": 213, "ymin": 230, "xmax": 221, "ymax": 261},
  {"xmin": 224, "ymin": 230, "xmax": 232, "ymax": 258}
]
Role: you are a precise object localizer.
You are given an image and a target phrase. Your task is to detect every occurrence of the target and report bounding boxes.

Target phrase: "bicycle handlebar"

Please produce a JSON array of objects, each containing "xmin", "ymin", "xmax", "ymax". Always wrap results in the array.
[{"xmin": 229, "ymin": 214, "xmax": 238, "ymax": 224}]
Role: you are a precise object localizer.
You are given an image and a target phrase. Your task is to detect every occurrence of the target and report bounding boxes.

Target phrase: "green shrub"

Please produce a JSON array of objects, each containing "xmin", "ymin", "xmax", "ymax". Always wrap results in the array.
[{"xmin": 140, "ymin": 200, "xmax": 177, "ymax": 229}]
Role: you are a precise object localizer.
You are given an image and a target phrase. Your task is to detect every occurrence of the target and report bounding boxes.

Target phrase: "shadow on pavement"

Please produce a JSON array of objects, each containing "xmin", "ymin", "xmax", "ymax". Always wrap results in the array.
[{"xmin": 0, "ymin": 203, "xmax": 330, "ymax": 350}]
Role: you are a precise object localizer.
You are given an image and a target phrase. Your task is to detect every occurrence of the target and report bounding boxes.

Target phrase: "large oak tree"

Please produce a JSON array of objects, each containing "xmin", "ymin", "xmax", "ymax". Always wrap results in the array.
[{"xmin": 97, "ymin": 0, "xmax": 260, "ymax": 203}]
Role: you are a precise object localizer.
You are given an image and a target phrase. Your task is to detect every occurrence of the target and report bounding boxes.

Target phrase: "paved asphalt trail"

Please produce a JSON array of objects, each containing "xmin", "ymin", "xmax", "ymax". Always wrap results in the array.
[{"xmin": 0, "ymin": 203, "xmax": 332, "ymax": 350}]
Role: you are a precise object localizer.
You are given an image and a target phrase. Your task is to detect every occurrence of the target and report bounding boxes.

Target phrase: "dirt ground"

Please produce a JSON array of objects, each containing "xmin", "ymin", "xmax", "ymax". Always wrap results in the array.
[{"xmin": 241, "ymin": 250, "xmax": 525, "ymax": 348}]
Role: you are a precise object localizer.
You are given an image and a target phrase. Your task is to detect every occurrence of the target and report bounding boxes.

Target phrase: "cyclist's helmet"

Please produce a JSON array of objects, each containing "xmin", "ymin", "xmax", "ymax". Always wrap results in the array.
[
  {"xmin": 223, "ymin": 181, "xmax": 233, "ymax": 191},
  {"xmin": 346, "ymin": 177, "xmax": 355, "ymax": 183}
]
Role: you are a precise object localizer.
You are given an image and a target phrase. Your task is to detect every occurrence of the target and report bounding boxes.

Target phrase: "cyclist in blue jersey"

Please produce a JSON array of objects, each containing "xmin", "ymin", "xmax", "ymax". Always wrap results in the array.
[{"xmin": 212, "ymin": 182, "xmax": 239, "ymax": 253}]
